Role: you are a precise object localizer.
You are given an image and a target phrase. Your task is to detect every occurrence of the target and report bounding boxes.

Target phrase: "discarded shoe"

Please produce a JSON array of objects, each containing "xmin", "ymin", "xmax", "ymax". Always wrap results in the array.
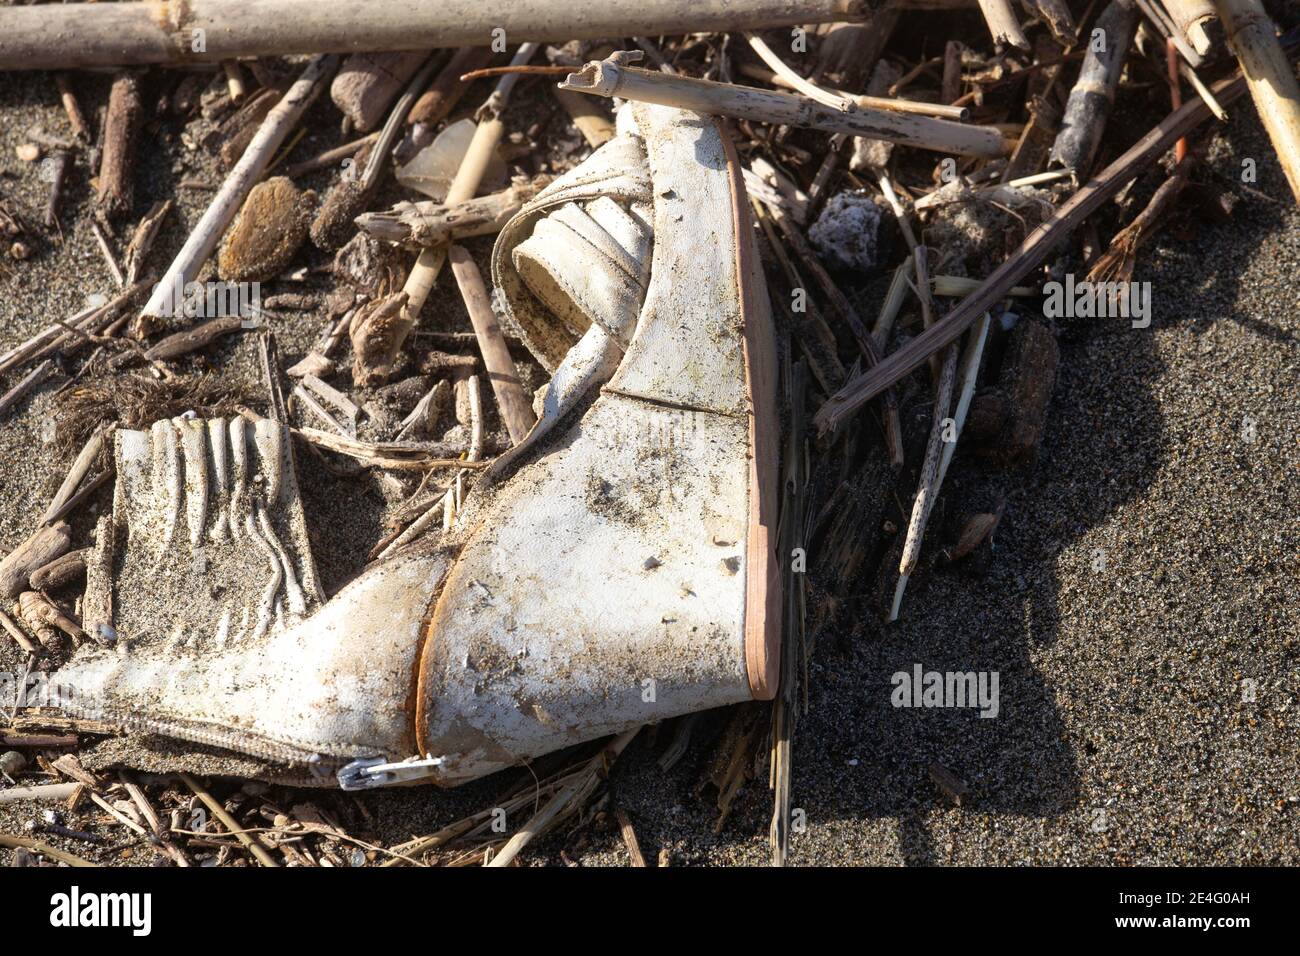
[{"xmin": 55, "ymin": 103, "xmax": 780, "ymax": 788}]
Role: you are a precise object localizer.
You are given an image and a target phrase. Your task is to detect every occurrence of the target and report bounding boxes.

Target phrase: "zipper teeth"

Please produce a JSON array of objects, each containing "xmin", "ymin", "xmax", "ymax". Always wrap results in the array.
[{"xmin": 66, "ymin": 699, "xmax": 371, "ymax": 769}]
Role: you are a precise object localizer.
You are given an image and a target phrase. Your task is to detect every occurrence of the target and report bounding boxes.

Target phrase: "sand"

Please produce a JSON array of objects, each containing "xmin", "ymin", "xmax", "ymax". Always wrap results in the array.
[{"xmin": 0, "ymin": 58, "xmax": 1296, "ymax": 866}]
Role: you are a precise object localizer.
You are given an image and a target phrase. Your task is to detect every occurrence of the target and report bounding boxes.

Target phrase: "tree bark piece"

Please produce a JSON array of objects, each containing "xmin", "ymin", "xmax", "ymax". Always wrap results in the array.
[
  {"xmin": 0, "ymin": 523, "xmax": 72, "ymax": 599},
  {"xmin": 0, "ymin": 1, "xmax": 868, "ymax": 71},
  {"xmin": 332, "ymin": 50, "xmax": 431, "ymax": 132},
  {"xmin": 96, "ymin": 71, "xmax": 143, "ymax": 220}
]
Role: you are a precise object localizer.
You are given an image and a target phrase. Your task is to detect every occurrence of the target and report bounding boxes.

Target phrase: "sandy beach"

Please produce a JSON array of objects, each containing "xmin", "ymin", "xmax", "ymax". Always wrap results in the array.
[{"xmin": 0, "ymin": 44, "xmax": 1296, "ymax": 866}]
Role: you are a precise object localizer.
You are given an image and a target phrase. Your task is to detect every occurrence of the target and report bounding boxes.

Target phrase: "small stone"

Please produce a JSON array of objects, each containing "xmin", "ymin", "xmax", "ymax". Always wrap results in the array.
[
  {"xmin": 643, "ymin": 556, "xmax": 662, "ymax": 570},
  {"xmin": 15, "ymin": 142, "xmax": 41, "ymax": 163},
  {"xmin": 9, "ymin": 241, "xmax": 30, "ymax": 260},
  {"xmin": 0, "ymin": 751, "xmax": 27, "ymax": 776}
]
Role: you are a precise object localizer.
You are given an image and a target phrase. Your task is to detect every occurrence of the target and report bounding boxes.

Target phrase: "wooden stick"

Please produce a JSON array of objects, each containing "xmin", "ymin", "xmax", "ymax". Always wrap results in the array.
[
  {"xmin": 0, "ymin": 1, "xmax": 866, "ymax": 70},
  {"xmin": 0, "ymin": 832, "xmax": 97, "ymax": 866},
  {"xmin": 178, "ymin": 772, "xmax": 278, "ymax": 867},
  {"xmin": 96, "ymin": 71, "xmax": 142, "ymax": 220},
  {"xmin": 890, "ymin": 329, "xmax": 958, "ymax": 621},
  {"xmin": 975, "ymin": 0, "xmax": 1031, "ymax": 49},
  {"xmin": 0, "ymin": 605, "xmax": 38, "ymax": 655},
  {"xmin": 282, "ymin": 134, "xmax": 378, "ymax": 179},
  {"xmin": 813, "ymin": 66, "xmax": 1258, "ymax": 434},
  {"xmin": 1215, "ymin": 0, "xmax": 1300, "ymax": 203},
  {"xmin": 448, "ymin": 245, "xmax": 536, "ymax": 445},
  {"xmin": 55, "ymin": 73, "xmax": 90, "ymax": 141},
  {"xmin": 615, "ymin": 807, "xmax": 648, "ymax": 867},
  {"xmin": 560, "ymin": 54, "xmax": 1007, "ymax": 157},
  {"xmin": 43, "ymin": 427, "xmax": 108, "ymax": 526},
  {"xmin": 1050, "ymin": 0, "xmax": 1138, "ymax": 178},
  {"xmin": 140, "ymin": 55, "xmax": 337, "ymax": 319},
  {"xmin": 0, "ymin": 360, "xmax": 55, "ymax": 419},
  {"xmin": 1161, "ymin": 0, "xmax": 1216, "ymax": 54},
  {"xmin": 356, "ymin": 180, "xmax": 544, "ymax": 247},
  {"xmin": 2, "ymin": 565, "xmax": 63, "ymax": 632}
]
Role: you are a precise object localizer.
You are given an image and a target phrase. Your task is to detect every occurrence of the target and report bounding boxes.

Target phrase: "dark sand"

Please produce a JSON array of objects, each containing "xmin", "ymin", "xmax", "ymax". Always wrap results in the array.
[{"xmin": 0, "ymin": 61, "xmax": 1296, "ymax": 866}]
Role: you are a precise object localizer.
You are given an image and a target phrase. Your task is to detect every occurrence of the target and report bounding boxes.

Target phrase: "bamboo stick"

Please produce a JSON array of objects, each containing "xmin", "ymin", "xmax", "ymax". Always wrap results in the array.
[
  {"xmin": 447, "ymin": 245, "xmax": 537, "ymax": 445},
  {"xmin": 1215, "ymin": 0, "xmax": 1300, "ymax": 203},
  {"xmin": 813, "ymin": 65, "xmax": 1261, "ymax": 433},
  {"xmin": 0, "ymin": 1, "xmax": 868, "ymax": 71},
  {"xmin": 1161, "ymin": 0, "xmax": 1217, "ymax": 54},
  {"xmin": 140, "ymin": 55, "xmax": 336, "ymax": 319},
  {"xmin": 560, "ymin": 54, "xmax": 1007, "ymax": 158}
]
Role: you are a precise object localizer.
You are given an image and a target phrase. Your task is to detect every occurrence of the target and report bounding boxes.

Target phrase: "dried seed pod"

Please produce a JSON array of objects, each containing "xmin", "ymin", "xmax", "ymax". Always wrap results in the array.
[
  {"xmin": 217, "ymin": 177, "xmax": 314, "ymax": 282},
  {"xmin": 309, "ymin": 177, "xmax": 368, "ymax": 253}
]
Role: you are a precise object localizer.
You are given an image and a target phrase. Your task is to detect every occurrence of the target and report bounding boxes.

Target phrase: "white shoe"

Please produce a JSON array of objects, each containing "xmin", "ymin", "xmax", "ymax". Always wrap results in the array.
[{"xmin": 55, "ymin": 104, "xmax": 780, "ymax": 788}]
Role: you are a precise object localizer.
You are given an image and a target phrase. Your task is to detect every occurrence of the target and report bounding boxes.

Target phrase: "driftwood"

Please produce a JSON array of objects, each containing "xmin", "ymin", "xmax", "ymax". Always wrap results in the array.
[
  {"xmin": 140, "ymin": 55, "xmax": 337, "ymax": 319},
  {"xmin": 29, "ymin": 549, "xmax": 88, "ymax": 592},
  {"xmin": 1050, "ymin": 0, "xmax": 1138, "ymax": 178},
  {"xmin": 0, "ymin": 1, "xmax": 865, "ymax": 70},
  {"xmin": 0, "ymin": 522, "xmax": 72, "ymax": 599},
  {"xmin": 560, "ymin": 53, "xmax": 1007, "ymax": 158},
  {"xmin": 96, "ymin": 71, "xmax": 143, "ymax": 220},
  {"xmin": 332, "ymin": 50, "xmax": 431, "ymax": 132},
  {"xmin": 122, "ymin": 199, "xmax": 174, "ymax": 287},
  {"xmin": 813, "ymin": 65, "xmax": 1259, "ymax": 433},
  {"xmin": 19, "ymin": 590, "xmax": 87, "ymax": 649},
  {"xmin": 976, "ymin": 0, "xmax": 1030, "ymax": 49},
  {"xmin": 355, "ymin": 180, "xmax": 546, "ymax": 247}
]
